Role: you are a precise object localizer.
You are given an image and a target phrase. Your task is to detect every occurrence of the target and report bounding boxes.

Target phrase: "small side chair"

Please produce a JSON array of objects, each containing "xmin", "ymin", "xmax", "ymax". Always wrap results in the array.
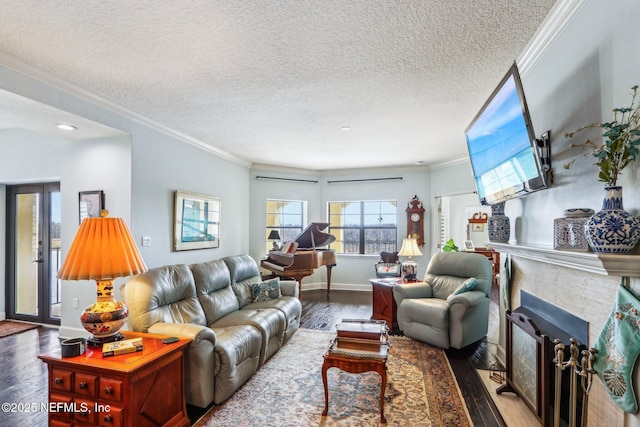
[{"xmin": 374, "ymin": 251, "xmax": 402, "ymax": 278}]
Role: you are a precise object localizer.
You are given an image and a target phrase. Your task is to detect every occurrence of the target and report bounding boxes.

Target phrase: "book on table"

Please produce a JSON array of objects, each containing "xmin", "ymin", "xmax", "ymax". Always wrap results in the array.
[
  {"xmin": 336, "ymin": 319, "xmax": 388, "ymax": 341},
  {"xmin": 102, "ymin": 337, "xmax": 144, "ymax": 357}
]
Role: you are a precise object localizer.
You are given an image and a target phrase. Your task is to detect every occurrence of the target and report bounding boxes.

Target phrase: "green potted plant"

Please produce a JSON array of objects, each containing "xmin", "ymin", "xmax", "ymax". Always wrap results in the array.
[
  {"xmin": 442, "ymin": 239, "xmax": 459, "ymax": 252},
  {"xmin": 564, "ymin": 85, "xmax": 640, "ymax": 253}
]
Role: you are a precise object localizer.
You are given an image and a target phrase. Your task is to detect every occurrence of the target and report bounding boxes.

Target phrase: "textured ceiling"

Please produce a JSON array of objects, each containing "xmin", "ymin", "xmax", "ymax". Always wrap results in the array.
[{"xmin": 0, "ymin": 0, "xmax": 556, "ymax": 171}]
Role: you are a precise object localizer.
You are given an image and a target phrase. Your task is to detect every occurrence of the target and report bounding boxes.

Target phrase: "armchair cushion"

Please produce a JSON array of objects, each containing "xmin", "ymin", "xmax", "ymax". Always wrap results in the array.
[{"xmin": 251, "ymin": 278, "xmax": 281, "ymax": 302}]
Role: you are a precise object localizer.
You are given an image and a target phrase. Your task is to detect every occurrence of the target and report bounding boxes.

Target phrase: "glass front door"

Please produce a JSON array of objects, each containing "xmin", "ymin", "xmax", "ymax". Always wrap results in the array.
[{"xmin": 6, "ymin": 183, "xmax": 61, "ymax": 325}]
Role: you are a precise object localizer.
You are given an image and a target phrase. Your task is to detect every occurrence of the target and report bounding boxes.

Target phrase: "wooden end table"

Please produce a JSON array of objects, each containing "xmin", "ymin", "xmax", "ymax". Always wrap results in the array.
[
  {"xmin": 369, "ymin": 278, "xmax": 421, "ymax": 331},
  {"xmin": 38, "ymin": 331, "xmax": 191, "ymax": 427},
  {"xmin": 322, "ymin": 337, "xmax": 390, "ymax": 423}
]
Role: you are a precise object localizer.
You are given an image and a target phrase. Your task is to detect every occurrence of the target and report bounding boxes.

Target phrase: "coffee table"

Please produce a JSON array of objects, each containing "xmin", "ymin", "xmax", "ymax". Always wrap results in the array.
[{"xmin": 321, "ymin": 335, "xmax": 390, "ymax": 423}]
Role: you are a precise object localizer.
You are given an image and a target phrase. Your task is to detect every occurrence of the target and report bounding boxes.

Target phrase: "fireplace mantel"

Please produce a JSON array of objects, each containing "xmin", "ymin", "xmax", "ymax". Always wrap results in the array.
[{"xmin": 489, "ymin": 242, "xmax": 640, "ymax": 278}]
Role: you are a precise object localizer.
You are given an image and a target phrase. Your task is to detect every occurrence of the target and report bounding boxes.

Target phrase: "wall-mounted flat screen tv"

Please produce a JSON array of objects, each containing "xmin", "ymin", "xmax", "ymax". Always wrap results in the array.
[{"xmin": 465, "ymin": 62, "xmax": 549, "ymax": 205}]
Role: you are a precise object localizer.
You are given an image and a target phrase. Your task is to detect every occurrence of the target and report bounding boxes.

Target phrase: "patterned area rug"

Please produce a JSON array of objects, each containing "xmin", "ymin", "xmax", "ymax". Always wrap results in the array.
[
  {"xmin": 0, "ymin": 320, "xmax": 39, "ymax": 339},
  {"xmin": 195, "ymin": 329, "xmax": 471, "ymax": 427}
]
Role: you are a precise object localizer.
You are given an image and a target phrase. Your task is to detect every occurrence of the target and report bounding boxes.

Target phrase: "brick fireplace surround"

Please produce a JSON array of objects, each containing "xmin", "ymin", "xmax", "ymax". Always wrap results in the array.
[{"xmin": 491, "ymin": 243, "xmax": 640, "ymax": 427}]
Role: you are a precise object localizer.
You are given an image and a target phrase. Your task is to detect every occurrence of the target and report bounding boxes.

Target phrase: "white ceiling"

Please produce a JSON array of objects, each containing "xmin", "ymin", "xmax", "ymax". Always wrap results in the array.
[{"xmin": 0, "ymin": 0, "xmax": 557, "ymax": 171}]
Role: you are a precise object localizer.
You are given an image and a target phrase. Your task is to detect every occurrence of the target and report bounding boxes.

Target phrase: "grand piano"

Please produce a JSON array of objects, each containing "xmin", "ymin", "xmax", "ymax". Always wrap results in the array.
[{"xmin": 261, "ymin": 222, "xmax": 337, "ymax": 298}]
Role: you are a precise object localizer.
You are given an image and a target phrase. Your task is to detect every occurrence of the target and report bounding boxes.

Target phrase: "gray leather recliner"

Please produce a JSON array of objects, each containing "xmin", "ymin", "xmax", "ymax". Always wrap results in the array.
[{"xmin": 393, "ymin": 251, "xmax": 492, "ymax": 349}]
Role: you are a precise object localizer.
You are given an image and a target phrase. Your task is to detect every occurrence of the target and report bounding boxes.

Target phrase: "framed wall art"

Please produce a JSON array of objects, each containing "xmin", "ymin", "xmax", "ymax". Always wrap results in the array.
[
  {"xmin": 79, "ymin": 190, "xmax": 104, "ymax": 224},
  {"xmin": 174, "ymin": 190, "xmax": 220, "ymax": 251}
]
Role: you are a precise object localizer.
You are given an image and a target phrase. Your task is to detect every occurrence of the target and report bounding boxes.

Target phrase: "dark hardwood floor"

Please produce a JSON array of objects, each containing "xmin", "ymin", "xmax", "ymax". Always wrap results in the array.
[{"xmin": 0, "ymin": 289, "xmax": 506, "ymax": 426}]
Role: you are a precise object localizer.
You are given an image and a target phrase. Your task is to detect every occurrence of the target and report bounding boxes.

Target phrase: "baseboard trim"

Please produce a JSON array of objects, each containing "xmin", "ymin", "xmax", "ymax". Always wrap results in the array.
[
  {"xmin": 300, "ymin": 282, "xmax": 371, "ymax": 292},
  {"xmin": 0, "ymin": 312, "xmax": 6, "ymax": 321}
]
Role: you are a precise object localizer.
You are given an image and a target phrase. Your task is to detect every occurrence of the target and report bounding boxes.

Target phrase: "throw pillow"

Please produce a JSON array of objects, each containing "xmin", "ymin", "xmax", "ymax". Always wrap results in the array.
[
  {"xmin": 251, "ymin": 278, "xmax": 281, "ymax": 302},
  {"xmin": 453, "ymin": 277, "xmax": 477, "ymax": 295},
  {"xmin": 594, "ymin": 285, "xmax": 640, "ymax": 413}
]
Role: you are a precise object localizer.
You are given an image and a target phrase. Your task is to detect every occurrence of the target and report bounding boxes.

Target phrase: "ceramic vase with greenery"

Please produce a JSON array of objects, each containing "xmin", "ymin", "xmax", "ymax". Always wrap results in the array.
[{"xmin": 564, "ymin": 85, "xmax": 640, "ymax": 253}]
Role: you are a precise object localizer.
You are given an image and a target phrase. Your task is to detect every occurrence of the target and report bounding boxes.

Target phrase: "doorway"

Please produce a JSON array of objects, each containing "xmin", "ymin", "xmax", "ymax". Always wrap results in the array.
[{"xmin": 6, "ymin": 182, "xmax": 61, "ymax": 325}]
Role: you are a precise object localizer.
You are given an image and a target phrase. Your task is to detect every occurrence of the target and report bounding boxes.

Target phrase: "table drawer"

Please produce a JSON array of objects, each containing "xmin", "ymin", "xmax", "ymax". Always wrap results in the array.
[
  {"xmin": 99, "ymin": 378, "xmax": 123, "ymax": 402},
  {"xmin": 51, "ymin": 368, "xmax": 73, "ymax": 392},
  {"xmin": 73, "ymin": 397, "xmax": 96, "ymax": 425},
  {"xmin": 75, "ymin": 373, "xmax": 98, "ymax": 397},
  {"xmin": 98, "ymin": 404, "xmax": 124, "ymax": 427}
]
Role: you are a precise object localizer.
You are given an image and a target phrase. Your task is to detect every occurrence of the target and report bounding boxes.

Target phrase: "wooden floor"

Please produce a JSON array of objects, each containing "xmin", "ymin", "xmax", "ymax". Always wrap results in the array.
[{"xmin": 0, "ymin": 289, "xmax": 507, "ymax": 426}]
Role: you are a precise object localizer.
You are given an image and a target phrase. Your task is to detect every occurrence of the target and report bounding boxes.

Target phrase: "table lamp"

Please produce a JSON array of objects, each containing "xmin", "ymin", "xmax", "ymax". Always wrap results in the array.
[
  {"xmin": 398, "ymin": 236, "xmax": 422, "ymax": 281},
  {"xmin": 57, "ymin": 210, "xmax": 147, "ymax": 346},
  {"xmin": 267, "ymin": 229, "xmax": 281, "ymax": 250}
]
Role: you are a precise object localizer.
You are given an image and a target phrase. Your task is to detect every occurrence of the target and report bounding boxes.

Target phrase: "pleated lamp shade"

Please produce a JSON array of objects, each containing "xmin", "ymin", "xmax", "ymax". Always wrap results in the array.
[
  {"xmin": 58, "ymin": 214, "xmax": 147, "ymax": 281},
  {"xmin": 58, "ymin": 211, "xmax": 147, "ymax": 345}
]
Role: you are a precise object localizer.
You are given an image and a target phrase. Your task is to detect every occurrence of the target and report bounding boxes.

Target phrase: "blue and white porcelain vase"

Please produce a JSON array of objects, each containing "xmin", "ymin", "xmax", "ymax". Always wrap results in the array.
[
  {"xmin": 488, "ymin": 202, "xmax": 510, "ymax": 243},
  {"xmin": 584, "ymin": 186, "xmax": 640, "ymax": 253}
]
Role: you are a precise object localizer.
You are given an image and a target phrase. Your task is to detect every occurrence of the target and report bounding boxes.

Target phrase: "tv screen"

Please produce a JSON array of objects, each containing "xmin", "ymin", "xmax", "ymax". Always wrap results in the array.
[{"xmin": 465, "ymin": 63, "xmax": 548, "ymax": 205}]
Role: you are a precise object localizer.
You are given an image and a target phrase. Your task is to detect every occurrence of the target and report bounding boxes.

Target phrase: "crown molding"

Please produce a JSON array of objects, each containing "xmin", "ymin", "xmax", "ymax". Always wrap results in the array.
[
  {"xmin": 517, "ymin": 0, "xmax": 585, "ymax": 76},
  {"xmin": 251, "ymin": 162, "xmax": 432, "ymax": 177},
  {"xmin": 0, "ymin": 51, "xmax": 251, "ymax": 168}
]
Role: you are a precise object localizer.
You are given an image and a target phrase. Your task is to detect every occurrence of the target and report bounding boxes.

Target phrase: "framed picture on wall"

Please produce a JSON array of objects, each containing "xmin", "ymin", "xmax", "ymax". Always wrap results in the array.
[
  {"xmin": 174, "ymin": 190, "xmax": 221, "ymax": 251},
  {"xmin": 79, "ymin": 190, "xmax": 104, "ymax": 224},
  {"xmin": 472, "ymin": 223, "xmax": 484, "ymax": 232}
]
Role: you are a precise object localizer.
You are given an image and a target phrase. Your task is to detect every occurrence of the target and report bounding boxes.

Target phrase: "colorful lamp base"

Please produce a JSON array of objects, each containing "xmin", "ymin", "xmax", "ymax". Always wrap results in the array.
[
  {"xmin": 81, "ymin": 280, "xmax": 129, "ymax": 347},
  {"xmin": 401, "ymin": 259, "xmax": 418, "ymax": 281}
]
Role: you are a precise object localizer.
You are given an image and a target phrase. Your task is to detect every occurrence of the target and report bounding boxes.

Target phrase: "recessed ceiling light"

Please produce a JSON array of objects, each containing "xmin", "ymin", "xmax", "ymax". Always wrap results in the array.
[
  {"xmin": 415, "ymin": 161, "xmax": 425, "ymax": 166},
  {"xmin": 341, "ymin": 126, "xmax": 351, "ymax": 131},
  {"xmin": 56, "ymin": 123, "xmax": 77, "ymax": 131}
]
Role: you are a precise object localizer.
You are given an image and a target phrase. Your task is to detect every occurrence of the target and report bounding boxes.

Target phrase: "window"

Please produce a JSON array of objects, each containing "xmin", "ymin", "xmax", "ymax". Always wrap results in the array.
[
  {"xmin": 328, "ymin": 200, "xmax": 397, "ymax": 254},
  {"xmin": 266, "ymin": 200, "xmax": 305, "ymax": 252}
]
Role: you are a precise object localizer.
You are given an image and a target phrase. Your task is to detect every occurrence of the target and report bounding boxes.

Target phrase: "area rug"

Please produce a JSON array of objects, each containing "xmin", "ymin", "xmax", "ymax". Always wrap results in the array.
[
  {"xmin": 0, "ymin": 320, "xmax": 39, "ymax": 338},
  {"xmin": 194, "ymin": 328, "xmax": 471, "ymax": 427}
]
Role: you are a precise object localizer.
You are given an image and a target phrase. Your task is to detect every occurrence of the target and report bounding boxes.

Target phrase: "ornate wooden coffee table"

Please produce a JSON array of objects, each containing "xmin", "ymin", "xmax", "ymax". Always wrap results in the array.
[{"xmin": 321, "ymin": 336, "xmax": 390, "ymax": 423}]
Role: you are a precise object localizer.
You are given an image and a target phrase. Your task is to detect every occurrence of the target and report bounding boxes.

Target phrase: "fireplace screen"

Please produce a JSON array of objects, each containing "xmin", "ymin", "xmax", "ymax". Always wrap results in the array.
[{"xmin": 512, "ymin": 324, "xmax": 538, "ymax": 409}]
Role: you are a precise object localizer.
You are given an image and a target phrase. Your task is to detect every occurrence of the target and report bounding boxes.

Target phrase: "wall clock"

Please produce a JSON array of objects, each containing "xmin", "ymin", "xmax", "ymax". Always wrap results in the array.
[{"xmin": 406, "ymin": 195, "xmax": 425, "ymax": 246}]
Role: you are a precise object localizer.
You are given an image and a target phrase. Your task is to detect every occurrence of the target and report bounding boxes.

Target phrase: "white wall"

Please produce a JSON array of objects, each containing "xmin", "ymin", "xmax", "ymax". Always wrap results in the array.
[{"xmin": 130, "ymin": 124, "xmax": 250, "ymax": 268}]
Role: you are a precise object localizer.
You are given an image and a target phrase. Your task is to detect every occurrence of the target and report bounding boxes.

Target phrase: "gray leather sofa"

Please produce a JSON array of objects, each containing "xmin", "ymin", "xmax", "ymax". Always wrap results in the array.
[
  {"xmin": 393, "ymin": 251, "xmax": 492, "ymax": 349},
  {"xmin": 121, "ymin": 254, "xmax": 302, "ymax": 408}
]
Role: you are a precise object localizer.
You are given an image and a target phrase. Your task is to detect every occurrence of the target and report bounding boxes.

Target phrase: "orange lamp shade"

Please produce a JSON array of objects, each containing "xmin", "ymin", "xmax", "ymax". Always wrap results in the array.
[{"xmin": 57, "ymin": 215, "xmax": 147, "ymax": 281}]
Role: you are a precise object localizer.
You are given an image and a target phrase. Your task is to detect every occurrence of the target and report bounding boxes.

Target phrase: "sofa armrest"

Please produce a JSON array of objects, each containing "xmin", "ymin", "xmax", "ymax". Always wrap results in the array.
[
  {"xmin": 393, "ymin": 282, "xmax": 433, "ymax": 304},
  {"xmin": 446, "ymin": 290, "xmax": 486, "ymax": 308},
  {"xmin": 148, "ymin": 322, "xmax": 216, "ymax": 348},
  {"xmin": 280, "ymin": 280, "xmax": 299, "ymax": 298}
]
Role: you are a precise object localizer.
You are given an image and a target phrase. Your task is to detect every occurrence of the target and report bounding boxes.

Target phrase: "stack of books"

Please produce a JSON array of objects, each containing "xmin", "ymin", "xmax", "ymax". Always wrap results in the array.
[
  {"xmin": 102, "ymin": 337, "xmax": 144, "ymax": 357},
  {"xmin": 330, "ymin": 319, "xmax": 389, "ymax": 359}
]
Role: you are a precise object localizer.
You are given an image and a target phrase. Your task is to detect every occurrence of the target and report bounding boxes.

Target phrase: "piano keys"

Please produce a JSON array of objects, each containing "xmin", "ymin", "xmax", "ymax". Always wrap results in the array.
[{"xmin": 261, "ymin": 222, "xmax": 337, "ymax": 298}]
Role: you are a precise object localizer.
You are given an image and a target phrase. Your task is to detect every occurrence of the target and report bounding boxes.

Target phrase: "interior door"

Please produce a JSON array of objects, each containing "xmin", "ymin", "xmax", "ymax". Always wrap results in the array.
[{"xmin": 6, "ymin": 182, "xmax": 61, "ymax": 325}]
